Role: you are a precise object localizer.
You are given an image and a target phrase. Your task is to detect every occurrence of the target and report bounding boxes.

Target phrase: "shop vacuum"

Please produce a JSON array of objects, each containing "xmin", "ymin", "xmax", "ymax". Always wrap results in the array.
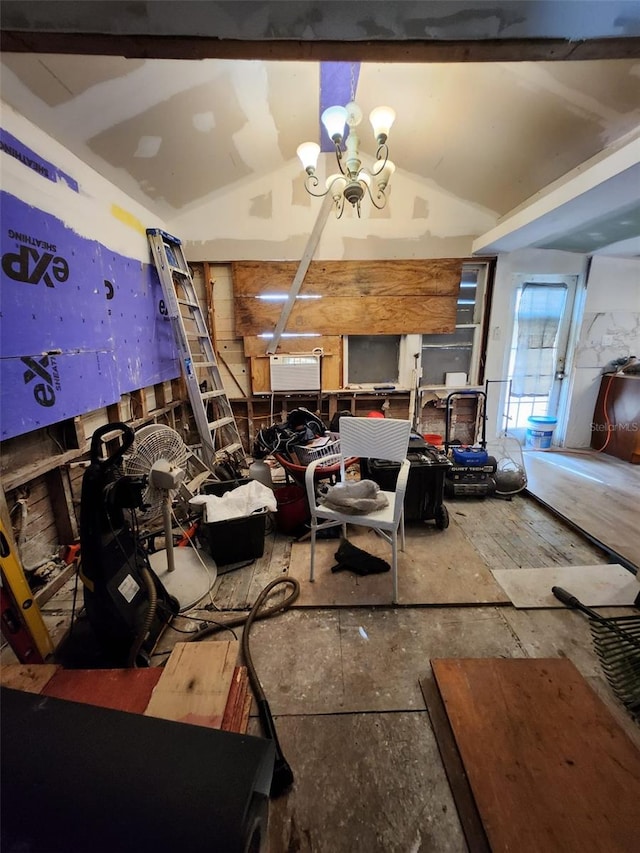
[
  {"xmin": 443, "ymin": 391, "xmax": 497, "ymax": 498},
  {"xmin": 77, "ymin": 422, "xmax": 179, "ymax": 667}
]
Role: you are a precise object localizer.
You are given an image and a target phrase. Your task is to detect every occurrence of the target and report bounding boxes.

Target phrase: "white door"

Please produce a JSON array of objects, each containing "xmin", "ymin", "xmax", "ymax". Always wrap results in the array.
[{"xmin": 504, "ymin": 274, "xmax": 578, "ymax": 441}]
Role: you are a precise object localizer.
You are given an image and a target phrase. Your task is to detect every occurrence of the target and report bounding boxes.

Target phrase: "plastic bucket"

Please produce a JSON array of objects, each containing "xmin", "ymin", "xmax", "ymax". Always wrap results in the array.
[
  {"xmin": 526, "ymin": 416, "xmax": 557, "ymax": 450},
  {"xmin": 423, "ymin": 433, "xmax": 443, "ymax": 447},
  {"xmin": 274, "ymin": 484, "xmax": 310, "ymax": 534}
]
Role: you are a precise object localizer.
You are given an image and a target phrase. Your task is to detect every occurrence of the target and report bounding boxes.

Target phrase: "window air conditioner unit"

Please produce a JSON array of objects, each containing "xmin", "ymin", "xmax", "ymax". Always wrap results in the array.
[{"xmin": 270, "ymin": 354, "xmax": 321, "ymax": 391}]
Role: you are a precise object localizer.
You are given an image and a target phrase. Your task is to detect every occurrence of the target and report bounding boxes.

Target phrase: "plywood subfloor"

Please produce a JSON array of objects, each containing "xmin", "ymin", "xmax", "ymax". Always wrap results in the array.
[
  {"xmin": 525, "ymin": 449, "xmax": 640, "ymax": 570},
  {"xmin": 246, "ymin": 606, "xmax": 526, "ymax": 716},
  {"xmin": 288, "ymin": 518, "xmax": 509, "ymax": 606},
  {"xmin": 431, "ymin": 657, "xmax": 640, "ymax": 853},
  {"xmin": 255, "ymin": 711, "xmax": 466, "ymax": 853}
]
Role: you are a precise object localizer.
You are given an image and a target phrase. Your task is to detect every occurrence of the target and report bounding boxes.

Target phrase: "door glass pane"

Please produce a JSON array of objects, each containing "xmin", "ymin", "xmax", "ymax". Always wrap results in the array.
[
  {"xmin": 512, "ymin": 284, "xmax": 567, "ymax": 396},
  {"xmin": 506, "ymin": 283, "xmax": 568, "ymax": 428}
]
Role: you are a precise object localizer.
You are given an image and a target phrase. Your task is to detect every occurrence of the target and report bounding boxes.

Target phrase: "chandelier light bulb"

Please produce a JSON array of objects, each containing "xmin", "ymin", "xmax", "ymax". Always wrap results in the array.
[
  {"xmin": 344, "ymin": 101, "xmax": 363, "ymax": 127},
  {"xmin": 373, "ymin": 159, "xmax": 396, "ymax": 189},
  {"xmin": 369, "ymin": 106, "xmax": 396, "ymax": 144},
  {"xmin": 321, "ymin": 105, "xmax": 348, "ymax": 143},
  {"xmin": 326, "ymin": 174, "xmax": 348, "ymax": 197},
  {"xmin": 297, "ymin": 141, "xmax": 320, "ymax": 173},
  {"xmin": 299, "ymin": 98, "xmax": 395, "ymax": 217}
]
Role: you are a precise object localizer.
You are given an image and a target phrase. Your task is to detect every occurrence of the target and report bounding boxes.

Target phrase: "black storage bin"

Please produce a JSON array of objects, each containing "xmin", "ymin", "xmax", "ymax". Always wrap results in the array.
[
  {"xmin": 201, "ymin": 479, "xmax": 268, "ymax": 570},
  {"xmin": 363, "ymin": 438, "xmax": 451, "ymax": 528}
]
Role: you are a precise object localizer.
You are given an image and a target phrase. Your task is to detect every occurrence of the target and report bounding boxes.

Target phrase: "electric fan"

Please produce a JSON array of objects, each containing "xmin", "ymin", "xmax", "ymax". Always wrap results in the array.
[
  {"xmin": 124, "ymin": 424, "xmax": 217, "ymax": 610},
  {"xmin": 487, "ymin": 432, "xmax": 528, "ymax": 497}
]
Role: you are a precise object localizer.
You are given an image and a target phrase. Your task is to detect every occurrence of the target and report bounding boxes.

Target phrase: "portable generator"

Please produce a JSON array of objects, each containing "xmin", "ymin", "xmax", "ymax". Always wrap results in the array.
[{"xmin": 444, "ymin": 391, "xmax": 497, "ymax": 498}]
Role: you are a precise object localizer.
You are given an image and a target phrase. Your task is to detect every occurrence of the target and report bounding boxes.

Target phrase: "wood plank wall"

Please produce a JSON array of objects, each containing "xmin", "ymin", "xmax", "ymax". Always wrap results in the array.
[{"xmin": 232, "ymin": 259, "xmax": 462, "ymax": 392}]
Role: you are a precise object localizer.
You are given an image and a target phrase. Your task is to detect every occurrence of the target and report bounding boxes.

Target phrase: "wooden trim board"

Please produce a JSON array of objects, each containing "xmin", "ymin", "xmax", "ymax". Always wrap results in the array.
[{"xmin": 419, "ymin": 675, "xmax": 490, "ymax": 853}]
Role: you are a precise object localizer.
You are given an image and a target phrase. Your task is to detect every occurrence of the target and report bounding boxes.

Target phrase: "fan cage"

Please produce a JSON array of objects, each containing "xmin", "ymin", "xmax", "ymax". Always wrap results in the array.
[{"xmin": 123, "ymin": 425, "xmax": 190, "ymax": 522}]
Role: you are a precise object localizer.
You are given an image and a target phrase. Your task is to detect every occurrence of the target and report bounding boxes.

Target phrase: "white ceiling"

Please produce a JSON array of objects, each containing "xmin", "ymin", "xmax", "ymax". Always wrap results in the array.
[{"xmin": 1, "ymin": 2, "xmax": 640, "ymax": 258}]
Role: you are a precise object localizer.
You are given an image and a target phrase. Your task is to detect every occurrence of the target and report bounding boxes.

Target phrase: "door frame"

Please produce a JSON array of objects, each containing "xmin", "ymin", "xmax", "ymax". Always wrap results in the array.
[{"xmin": 503, "ymin": 273, "xmax": 584, "ymax": 446}]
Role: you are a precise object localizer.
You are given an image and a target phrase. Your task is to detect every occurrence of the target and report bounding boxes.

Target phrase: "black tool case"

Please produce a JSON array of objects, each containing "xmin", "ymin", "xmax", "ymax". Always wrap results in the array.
[
  {"xmin": 443, "ymin": 390, "xmax": 497, "ymax": 498},
  {"xmin": 363, "ymin": 437, "xmax": 451, "ymax": 529}
]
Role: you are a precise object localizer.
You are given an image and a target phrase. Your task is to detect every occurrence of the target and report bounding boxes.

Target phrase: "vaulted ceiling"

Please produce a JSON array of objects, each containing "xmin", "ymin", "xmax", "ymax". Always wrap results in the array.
[{"xmin": 1, "ymin": 2, "xmax": 639, "ymax": 258}]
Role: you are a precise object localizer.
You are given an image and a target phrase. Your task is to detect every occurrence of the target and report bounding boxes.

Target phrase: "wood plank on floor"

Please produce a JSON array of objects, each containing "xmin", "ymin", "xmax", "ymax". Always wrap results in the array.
[
  {"xmin": 0, "ymin": 663, "xmax": 59, "ymax": 694},
  {"xmin": 144, "ymin": 640, "xmax": 239, "ymax": 729},
  {"xmin": 43, "ymin": 667, "xmax": 163, "ymax": 714},
  {"xmin": 221, "ymin": 665, "xmax": 251, "ymax": 733},
  {"xmin": 419, "ymin": 675, "xmax": 490, "ymax": 853},
  {"xmin": 431, "ymin": 657, "xmax": 640, "ymax": 853},
  {"xmin": 491, "ymin": 563, "xmax": 638, "ymax": 608}
]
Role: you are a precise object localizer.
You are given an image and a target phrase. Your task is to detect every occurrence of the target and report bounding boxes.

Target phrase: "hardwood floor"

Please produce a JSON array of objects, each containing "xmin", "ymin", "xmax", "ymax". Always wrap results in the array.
[{"xmin": 524, "ymin": 448, "xmax": 640, "ymax": 571}]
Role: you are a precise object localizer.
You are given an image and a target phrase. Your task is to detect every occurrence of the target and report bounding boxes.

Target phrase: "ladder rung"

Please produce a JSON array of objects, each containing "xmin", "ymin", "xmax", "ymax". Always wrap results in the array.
[
  {"xmin": 177, "ymin": 299, "xmax": 199, "ymax": 309},
  {"xmin": 191, "ymin": 361, "xmax": 218, "ymax": 369},
  {"xmin": 187, "ymin": 333, "xmax": 209, "ymax": 339},
  {"xmin": 219, "ymin": 443, "xmax": 242, "ymax": 455},
  {"xmin": 168, "ymin": 264, "xmax": 188, "ymax": 275},
  {"xmin": 208, "ymin": 416, "xmax": 235, "ymax": 430},
  {"xmin": 201, "ymin": 389, "xmax": 227, "ymax": 401}
]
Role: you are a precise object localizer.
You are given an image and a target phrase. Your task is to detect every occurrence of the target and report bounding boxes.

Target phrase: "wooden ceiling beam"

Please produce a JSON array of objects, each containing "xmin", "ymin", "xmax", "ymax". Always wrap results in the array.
[{"xmin": 2, "ymin": 32, "xmax": 640, "ymax": 62}]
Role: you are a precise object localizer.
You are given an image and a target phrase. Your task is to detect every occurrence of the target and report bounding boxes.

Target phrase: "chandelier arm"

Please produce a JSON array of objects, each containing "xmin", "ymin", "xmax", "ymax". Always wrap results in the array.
[
  {"xmin": 334, "ymin": 143, "xmax": 349, "ymax": 177},
  {"xmin": 374, "ymin": 143, "xmax": 390, "ymax": 169},
  {"xmin": 364, "ymin": 180, "xmax": 388, "ymax": 210},
  {"xmin": 335, "ymin": 194, "xmax": 345, "ymax": 219},
  {"xmin": 303, "ymin": 173, "xmax": 330, "ymax": 198}
]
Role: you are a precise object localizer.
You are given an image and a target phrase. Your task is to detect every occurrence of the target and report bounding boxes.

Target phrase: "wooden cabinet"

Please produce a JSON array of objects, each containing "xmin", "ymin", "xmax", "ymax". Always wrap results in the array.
[{"xmin": 591, "ymin": 374, "xmax": 640, "ymax": 463}]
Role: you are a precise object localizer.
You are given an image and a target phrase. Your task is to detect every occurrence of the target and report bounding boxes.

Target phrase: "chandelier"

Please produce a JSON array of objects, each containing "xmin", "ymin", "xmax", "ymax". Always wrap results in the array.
[{"xmin": 297, "ymin": 100, "xmax": 396, "ymax": 218}]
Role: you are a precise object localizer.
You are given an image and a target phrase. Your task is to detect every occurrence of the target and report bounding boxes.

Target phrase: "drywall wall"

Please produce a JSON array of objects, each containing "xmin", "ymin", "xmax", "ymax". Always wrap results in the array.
[
  {"xmin": 0, "ymin": 101, "xmax": 178, "ymax": 440},
  {"xmin": 172, "ymin": 155, "xmax": 498, "ymax": 261},
  {"xmin": 564, "ymin": 256, "xmax": 640, "ymax": 447}
]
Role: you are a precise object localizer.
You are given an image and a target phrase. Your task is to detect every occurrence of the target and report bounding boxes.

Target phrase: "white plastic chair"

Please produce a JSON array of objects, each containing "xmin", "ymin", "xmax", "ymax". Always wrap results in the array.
[{"xmin": 304, "ymin": 417, "xmax": 412, "ymax": 604}]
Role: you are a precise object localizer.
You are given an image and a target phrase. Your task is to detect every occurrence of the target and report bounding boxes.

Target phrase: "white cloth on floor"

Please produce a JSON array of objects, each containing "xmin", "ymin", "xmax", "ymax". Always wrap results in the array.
[{"xmin": 189, "ymin": 480, "xmax": 277, "ymax": 523}]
